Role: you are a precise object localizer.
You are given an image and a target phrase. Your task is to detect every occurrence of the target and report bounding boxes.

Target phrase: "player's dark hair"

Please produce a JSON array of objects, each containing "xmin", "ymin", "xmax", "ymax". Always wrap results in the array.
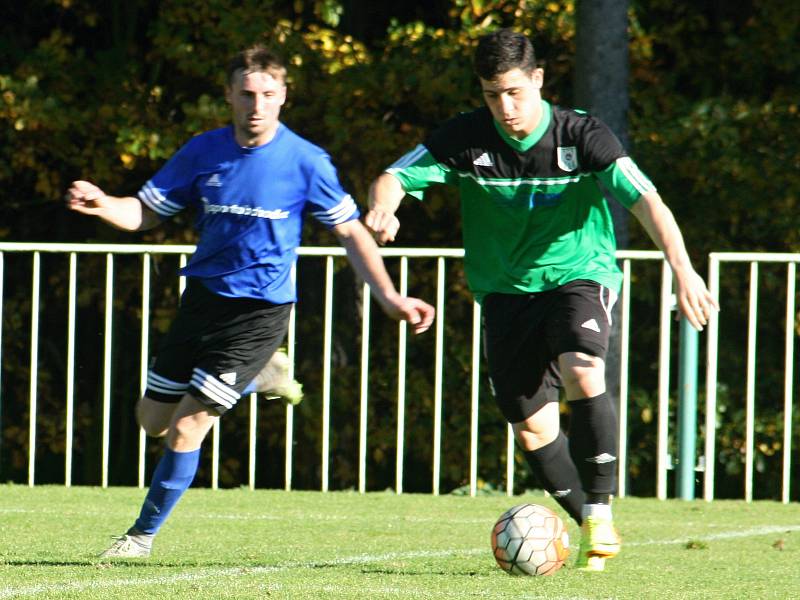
[
  {"xmin": 226, "ymin": 45, "xmax": 287, "ymax": 85},
  {"xmin": 473, "ymin": 29, "xmax": 537, "ymax": 80}
]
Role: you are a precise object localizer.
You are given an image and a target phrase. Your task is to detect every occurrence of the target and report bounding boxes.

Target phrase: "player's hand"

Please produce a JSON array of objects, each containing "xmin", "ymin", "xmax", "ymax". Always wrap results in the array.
[
  {"xmin": 674, "ymin": 269, "xmax": 719, "ymax": 331},
  {"xmin": 65, "ymin": 180, "xmax": 112, "ymax": 216},
  {"xmin": 364, "ymin": 209, "xmax": 400, "ymax": 245},
  {"xmin": 383, "ymin": 295, "xmax": 435, "ymax": 334}
]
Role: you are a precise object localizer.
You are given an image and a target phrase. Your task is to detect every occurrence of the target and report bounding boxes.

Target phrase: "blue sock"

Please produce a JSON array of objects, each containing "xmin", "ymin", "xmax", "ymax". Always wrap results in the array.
[{"xmin": 133, "ymin": 448, "xmax": 200, "ymax": 535}]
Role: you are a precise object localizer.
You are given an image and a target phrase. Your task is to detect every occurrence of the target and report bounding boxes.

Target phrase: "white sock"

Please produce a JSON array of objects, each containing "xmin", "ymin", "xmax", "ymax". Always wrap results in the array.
[{"xmin": 581, "ymin": 503, "xmax": 612, "ymax": 521}]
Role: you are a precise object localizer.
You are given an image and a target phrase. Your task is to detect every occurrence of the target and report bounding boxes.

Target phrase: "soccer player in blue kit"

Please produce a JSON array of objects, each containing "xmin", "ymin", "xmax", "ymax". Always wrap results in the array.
[{"xmin": 66, "ymin": 45, "xmax": 435, "ymax": 558}]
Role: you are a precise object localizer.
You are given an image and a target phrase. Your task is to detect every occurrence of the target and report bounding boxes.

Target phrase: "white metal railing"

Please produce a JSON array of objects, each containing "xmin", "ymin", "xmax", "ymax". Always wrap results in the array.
[
  {"xmin": 703, "ymin": 253, "xmax": 799, "ymax": 503},
  {"xmin": 0, "ymin": 243, "xmax": 797, "ymax": 503}
]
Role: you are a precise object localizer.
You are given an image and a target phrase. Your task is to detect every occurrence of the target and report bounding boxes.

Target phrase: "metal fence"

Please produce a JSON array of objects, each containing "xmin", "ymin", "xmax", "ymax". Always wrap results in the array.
[{"xmin": 0, "ymin": 243, "xmax": 797, "ymax": 502}]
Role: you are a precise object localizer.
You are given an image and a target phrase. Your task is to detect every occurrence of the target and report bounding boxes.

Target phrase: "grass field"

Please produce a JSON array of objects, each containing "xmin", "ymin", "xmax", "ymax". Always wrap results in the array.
[{"xmin": 1, "ymin": 485, "xmax": 798, "ymax": 599}]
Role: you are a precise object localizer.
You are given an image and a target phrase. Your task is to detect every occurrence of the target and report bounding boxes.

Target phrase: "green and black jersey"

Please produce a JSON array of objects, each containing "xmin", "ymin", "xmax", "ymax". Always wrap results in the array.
[{"xmin": 387, "ymin": 101, "xmax": 655, "ymax": 301}]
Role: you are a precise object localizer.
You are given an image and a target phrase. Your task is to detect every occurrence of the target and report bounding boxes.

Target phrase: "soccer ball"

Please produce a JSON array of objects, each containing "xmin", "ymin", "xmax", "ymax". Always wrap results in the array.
[{"xmin": 491, "ymin": 503, "xmax": 570, "ymax": 576}]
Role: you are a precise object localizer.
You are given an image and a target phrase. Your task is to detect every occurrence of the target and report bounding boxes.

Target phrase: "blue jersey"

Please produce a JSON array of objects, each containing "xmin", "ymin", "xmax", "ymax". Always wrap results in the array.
[{"xmin": 137, "ymin": 124, "xmax": 359, "ymax": 303}]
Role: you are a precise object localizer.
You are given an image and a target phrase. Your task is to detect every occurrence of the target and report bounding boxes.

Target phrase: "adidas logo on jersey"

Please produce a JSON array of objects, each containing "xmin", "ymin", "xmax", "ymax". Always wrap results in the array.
[
  {"xmin": 581, "ymin": 318, "xmax": 601, "ymax": 333},
  {"xmin": 206, "ymin": 173, "xmax": 222, "ymax": 187},
  {"xmin": 473, "ymin": 152, "xmax": 493, "ymax": 167}
]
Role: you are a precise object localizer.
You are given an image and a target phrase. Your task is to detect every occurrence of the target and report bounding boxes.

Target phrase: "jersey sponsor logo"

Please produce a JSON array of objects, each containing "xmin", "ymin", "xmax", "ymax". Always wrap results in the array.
[
  {"xmin": 206, "ymin": 173, "xmax": 223, "ymax": 187},
  {"xmin": 472, "ymin": 152, "xmax": 494, "ymax": 167},
  {"xmin": 219, "ymin": 372, "xmax": 237, "ymax": 386},
  {"xmin": 581, "ymin": 318, "xmax": 601, "ymax": 333},
  {"xmin": 201, "ymin": 197, "xmax": 289, "ymax": 220},
  {"xmin": 528, "ymin": 190, "xmax": 563, "ymax": 208},
  {"xmin": 557, "ymin": 146, "xmax": 579, "ymax": 172}
]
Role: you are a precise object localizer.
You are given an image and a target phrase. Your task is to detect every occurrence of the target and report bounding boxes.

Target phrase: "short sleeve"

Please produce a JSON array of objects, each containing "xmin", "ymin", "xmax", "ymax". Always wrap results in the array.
[
  {"xmin": 306, "ymin": 153, "xmax": 359, "ymax": 228},
  {"xmin": 137, "ymin": 140, "xmax": 198, "ymax": 218},
  {"xmin": 385, "ymin": 144, "xmax": 456, "ymax": 200},
  {"xmin": 575, "ymin": 116, "xmax": 627, "ymax": 172},
  {"xmin": 595, "ymin": 156, "xmax": 657, "ymax": 209}
]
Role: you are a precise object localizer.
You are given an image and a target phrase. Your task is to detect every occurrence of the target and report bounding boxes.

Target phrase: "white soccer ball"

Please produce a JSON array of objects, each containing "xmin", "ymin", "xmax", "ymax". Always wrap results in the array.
[{"xmin": 490, "ymin": 503, "xmax": 570, "ymax": 576}]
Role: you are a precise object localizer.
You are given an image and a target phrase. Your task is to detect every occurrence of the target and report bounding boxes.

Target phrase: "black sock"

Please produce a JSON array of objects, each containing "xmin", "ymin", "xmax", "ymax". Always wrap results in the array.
[
  {"xmin": 523, "ymin": 431, "xmax": 586, "ymax": 525},
  {"xmin": 568, "ymin": 392, "xmax": 618, "ymax": 503}
]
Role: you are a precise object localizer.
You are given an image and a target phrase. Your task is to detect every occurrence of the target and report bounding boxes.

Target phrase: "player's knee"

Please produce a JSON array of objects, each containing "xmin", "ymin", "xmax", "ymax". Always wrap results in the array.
[
  {"xmin": 514, "ymin": 426, "xmax": 559, "ymax": 451},
  {"xmin": 559, "ymin": 352, "xmax": 605, "ymax": 397},
  {"xmin": 512, "ymin": 403, "xmax": 561, "ymax": 451},
  {"xmin": 166, "ymin": 408, "xmax": 217, "ymax": 451}
]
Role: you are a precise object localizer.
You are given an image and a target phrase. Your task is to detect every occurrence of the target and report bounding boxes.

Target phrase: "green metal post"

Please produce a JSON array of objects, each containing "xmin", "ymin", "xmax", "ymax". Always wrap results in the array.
[{"xmin": 677, "ymin": 316, "xmax": 699, "ymax": 499}]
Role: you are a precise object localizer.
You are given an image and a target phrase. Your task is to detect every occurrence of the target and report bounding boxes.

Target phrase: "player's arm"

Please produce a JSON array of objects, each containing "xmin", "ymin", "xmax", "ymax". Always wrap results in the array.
[
  {"xmin": 365, "ymin": 172, "xmax": 406, "ymax": 245},
  {"xmin": 66, "ymin": 180, "xmax": 160, "ymax": 231},
  {"xmin": 629, "ymin": 191, "xmax": 719, "ymax": 330},
  {"xmin": 332, "ymin": 218, "xmax": 435, "ymax": 334}
]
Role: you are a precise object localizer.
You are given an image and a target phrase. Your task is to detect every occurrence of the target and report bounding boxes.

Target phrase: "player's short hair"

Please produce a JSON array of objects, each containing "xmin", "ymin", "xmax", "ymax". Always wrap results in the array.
[
  {"xmin": 226, "ymin": 45, "xmax": 287, "ymax": 85},
  {"xmin": 473, "ymin": 29, "xmax": 537, "ymax": 80}
]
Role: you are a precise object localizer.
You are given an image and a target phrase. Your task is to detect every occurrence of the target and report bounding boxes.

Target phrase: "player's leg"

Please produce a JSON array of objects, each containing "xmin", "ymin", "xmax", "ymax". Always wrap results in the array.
[
  {"xmin": 99, "ymin": 311, "xmax": 198, "ymax": 559},
  {"xmin": 548, "ymin": 280, "xmax": 621, "ymax": 570},
  {"xmin": 512, "ymin": 402, "xmax": 586, "ymax": 526},
  {"xmin": 482, "ymin": 292, "xmax": 586, "ymax": 526},
  {"xmin": 138, "ymin": 392, "xmax": 219, "ymax": 536},
  {"xmin": 560, "ymin": 352, "xmax": 620, "ymax": 568},
  {"xmin": 131, "ymin": 288, "xmax": 291, "ymax": 541},
  {"xmin": 559, "ymin": 352, "xmax": 616, "ymax": 510},
  {"xmin": 101, "ymin": 393, "xmax": 215, "ymax": 559},
  {"xmin": 136, "ymin": 396, "xmax": 180, "ymax": 438},
  {"xmin": 100, "ymin": 280, "xmax": 292, "ymax": 559}
]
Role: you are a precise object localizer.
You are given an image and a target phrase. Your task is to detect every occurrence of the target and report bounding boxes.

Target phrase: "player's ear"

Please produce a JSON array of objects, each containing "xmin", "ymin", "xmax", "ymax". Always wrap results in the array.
[
  {"xmin": 531, "ymin": 68, "xmax": 544, "ymax": 88},
  {"xmin": 224, "ymin": 85, "xmax": 233, "ymax": 104}
]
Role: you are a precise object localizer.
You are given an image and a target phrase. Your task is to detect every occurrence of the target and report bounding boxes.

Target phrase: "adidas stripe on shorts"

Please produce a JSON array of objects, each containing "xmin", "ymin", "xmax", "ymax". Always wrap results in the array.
[{"xmin": 145, "ymin": 278, "xmax": 292, "ymax": 415}]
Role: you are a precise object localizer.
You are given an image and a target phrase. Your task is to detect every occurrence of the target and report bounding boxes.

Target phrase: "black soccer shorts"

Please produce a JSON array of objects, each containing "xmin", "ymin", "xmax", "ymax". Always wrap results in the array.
[
  {"xmin": 482, "ymin": 279, "xmax": 617, "ymax": 424},
  {"xmin": 144, "ymin": 278, "xmax": 292, "ymax": 415}
]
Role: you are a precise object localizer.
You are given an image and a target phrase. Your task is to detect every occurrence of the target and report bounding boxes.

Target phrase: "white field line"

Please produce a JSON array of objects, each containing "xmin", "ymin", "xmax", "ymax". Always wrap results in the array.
[
  {"xmin": 0, "ymin": 507, "xmax": 490, "ymax": 524},
  {"xmin": 1, "ymin": 524, "xmax": 798, "ymax": 599}
]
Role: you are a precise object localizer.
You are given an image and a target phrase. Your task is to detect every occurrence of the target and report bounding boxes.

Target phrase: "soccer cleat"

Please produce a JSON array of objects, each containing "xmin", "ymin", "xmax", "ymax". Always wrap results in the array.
[
  {"xmin": 99, "ymin": 529, "xmax": 153, "ymax": 559},
  {"xmin": 574, "ymin": 553, "xmax": 606, "ymax": 571},
  {"xmin": 249, "ymin": 350, "xmax": 304, "ymax": 406},
  {"xmin": 574, "ymin": 516, "xmax": 620, "ymax": 571}
]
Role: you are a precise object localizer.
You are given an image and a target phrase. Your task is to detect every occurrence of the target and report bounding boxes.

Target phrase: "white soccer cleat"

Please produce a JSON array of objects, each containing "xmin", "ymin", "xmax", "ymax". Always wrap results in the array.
[
  {"xmin": 251, "ymin": 350, "xmax": 304, "ymax": 406},
  {"xmin": 99, "ymin": 530, "xmax": 153, "ymax": 559}
]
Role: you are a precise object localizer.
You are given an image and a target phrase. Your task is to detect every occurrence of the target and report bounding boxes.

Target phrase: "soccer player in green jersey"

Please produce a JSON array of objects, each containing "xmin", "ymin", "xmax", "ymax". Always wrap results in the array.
[{"xmin": 366, "ymin": 29, "xmax": 718, "ymax": 571}]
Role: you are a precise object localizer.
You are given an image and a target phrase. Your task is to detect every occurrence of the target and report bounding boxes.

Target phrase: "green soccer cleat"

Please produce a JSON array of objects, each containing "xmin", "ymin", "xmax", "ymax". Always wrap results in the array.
[
  {"xmin": 99, "ymin": 529, "xmax": 153, "ymax": 559},
  {"xmin": 251, "ymin": 350, "xmax": 304, "ymax": 406},
  {"xmin": 574, "ymin": 553, "xmax": 606, "ymax": 571},
  {"xmin": 574, "ymin": 516, "xmax": 621, "ymax": 572}
]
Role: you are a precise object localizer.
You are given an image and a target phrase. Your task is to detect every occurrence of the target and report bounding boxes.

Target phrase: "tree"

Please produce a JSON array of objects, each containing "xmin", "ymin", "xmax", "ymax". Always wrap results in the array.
[{"xmin": 574, "ymin": 0, "xmax": 631, "ymax": 457}]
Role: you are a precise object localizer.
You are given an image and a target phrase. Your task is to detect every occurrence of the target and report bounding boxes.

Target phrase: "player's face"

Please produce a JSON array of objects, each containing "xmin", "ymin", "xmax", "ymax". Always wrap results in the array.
[
  {"xmin": 226, "ymin": 69, "xmax": 287, "ymax": 147},
  {"xmin": 480, "ymin": 67, "xmax": 544, "ymax": 139}
]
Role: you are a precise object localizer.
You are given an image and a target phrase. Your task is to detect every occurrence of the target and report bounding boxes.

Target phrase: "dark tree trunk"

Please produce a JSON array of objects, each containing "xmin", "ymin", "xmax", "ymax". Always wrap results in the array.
[{"xmin": 575, "ymin": 0, "xmax": 631, "ymax": 249}]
